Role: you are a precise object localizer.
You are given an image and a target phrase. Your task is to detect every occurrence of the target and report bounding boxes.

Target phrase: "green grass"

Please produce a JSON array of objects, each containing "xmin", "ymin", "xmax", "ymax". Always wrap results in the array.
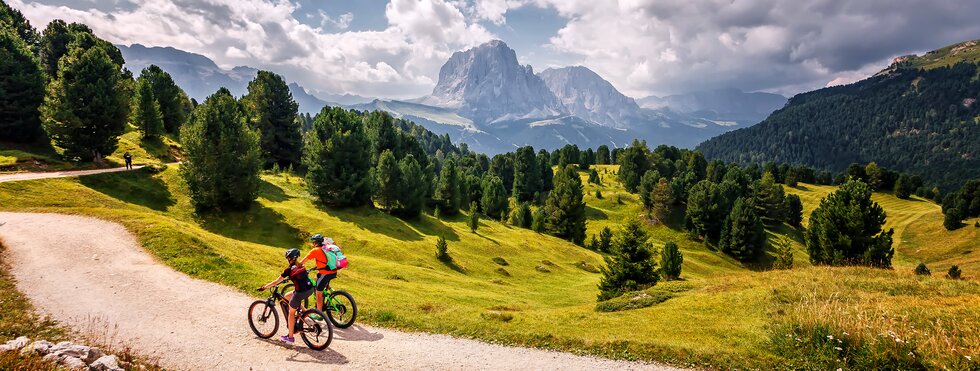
[
  {"xmin": 0, "ymin": 167, "xmax": 977, "ymax": 368},
  {"xmin": 0, "ymin": 125, "xmax": 179, "ymax": 174}
]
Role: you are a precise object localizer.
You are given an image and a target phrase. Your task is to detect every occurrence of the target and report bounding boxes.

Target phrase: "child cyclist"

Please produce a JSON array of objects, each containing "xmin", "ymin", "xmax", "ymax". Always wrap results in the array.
[
  {"xmin": 299, "ymin": 234, "xmax": 337, "ymax": 313},
  {"xmin": 258, "ymin": 248, "xmax": 315, "ymax": 344}
]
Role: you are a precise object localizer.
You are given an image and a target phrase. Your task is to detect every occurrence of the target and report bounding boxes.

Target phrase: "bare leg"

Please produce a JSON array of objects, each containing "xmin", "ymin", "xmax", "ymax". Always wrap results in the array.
[
  {"xmin": 315, "ymin": 290, "xmax": 324, "ymax": 311},
  {"xmin": 284, "ymin": 291, "xmax": 295, "ymax": 337}
]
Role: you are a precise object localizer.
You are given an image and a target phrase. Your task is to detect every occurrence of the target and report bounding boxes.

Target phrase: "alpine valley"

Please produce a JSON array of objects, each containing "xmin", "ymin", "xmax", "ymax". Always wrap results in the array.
[{"xmin": 120, "ymin": 40, "xmax": 786, "ymax": 154}]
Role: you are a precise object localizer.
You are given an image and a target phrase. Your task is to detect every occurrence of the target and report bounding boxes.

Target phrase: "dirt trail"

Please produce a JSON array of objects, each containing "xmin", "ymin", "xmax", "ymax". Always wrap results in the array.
[
  {"xmin": 0, "ymin": 166, "xmax": 146, "ymax": 183},
  {"xmin": 0, "ymin": 212, "xmax": 675, "ymax": 370}
]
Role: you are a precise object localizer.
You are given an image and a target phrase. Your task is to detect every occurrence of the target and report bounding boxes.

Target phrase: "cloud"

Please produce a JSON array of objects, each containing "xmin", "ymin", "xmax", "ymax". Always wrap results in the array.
[{"xmin": 10, "ymin": 0, "xmax": 494, "ymax": 99}]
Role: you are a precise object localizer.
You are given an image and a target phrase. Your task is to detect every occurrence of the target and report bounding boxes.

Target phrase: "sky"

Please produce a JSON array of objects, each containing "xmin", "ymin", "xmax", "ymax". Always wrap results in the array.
[{"xmin": 11, "ymin": 0, "xmax": 980, "ymax": 99}]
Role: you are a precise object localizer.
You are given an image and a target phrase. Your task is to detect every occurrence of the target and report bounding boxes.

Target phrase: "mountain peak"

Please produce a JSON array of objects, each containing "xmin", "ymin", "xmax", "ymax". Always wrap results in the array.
[{"xmin": 538, "ymin": 66, "xmax": 642, "ymax": 129}]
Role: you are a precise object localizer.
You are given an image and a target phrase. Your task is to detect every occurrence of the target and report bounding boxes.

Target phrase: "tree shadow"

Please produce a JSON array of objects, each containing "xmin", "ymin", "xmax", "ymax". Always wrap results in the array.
[
  {"xmin": 405, "ymin": 214, "xmax": 460, "ymax": 242},
  {"xmin": 259, "ymin": 179, "xmax": 289, "ymax": 202},
  {"xmin": 742, "ymin": 224, "xmax": 807, "ymax": 272},
  {"xmin": 79, "ymin": 170, "xmax": 175, "ymax": 211},
  {"xmin": 439, "ymin": 256, "xmax": 467, "ymax": 274},
  {"xmin": 138, "ymin": 136, "xmax": 179, "ymax": 162},
  {"xmin": 585, "ymin": 205, "xmax": 609, "ymax": 220},
  {"xmin": 473, "ymin": 229, "xmax": 500, "ymax": 245},
  {"xmin": 197, "ymin": 202, "xmax": 303, "ymax": 248}
]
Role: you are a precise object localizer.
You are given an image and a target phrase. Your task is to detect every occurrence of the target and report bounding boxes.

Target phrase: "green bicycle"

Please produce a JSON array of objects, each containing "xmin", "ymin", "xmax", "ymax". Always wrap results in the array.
[{"xmin": 301, "ymin": 275, "xmax": 358, "ymax": 328}]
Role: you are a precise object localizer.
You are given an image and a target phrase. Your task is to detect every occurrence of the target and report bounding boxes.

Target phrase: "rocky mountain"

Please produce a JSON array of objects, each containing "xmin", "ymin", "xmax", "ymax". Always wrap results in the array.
[
  {"xmin": 639, "ymin": 88, "xmax": 786, "ymax": 126},
  {"xmin": 420, "ymin": 40, "xmax": 563, "ymax": 124},
  {"xmin": 118, "ymin": 44, "xmax": 335, "ymax": 113},
  {"xmin": 697, "ymin": 39, "xmax": 980, "ymax": 191},
  {"xmin": 538, "ymin": 66, "xmax": 645, "ymax": 129}
]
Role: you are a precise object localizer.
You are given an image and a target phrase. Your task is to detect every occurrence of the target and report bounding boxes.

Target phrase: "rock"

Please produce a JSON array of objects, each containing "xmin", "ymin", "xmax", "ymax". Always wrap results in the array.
[
  {"xmin": 4, "ymin": 336, "xmax": 31, "ymax": 350},
  {"xmin": 49, "ymin": 341, "xmax": 72, "ymax": 354},
  {"xmin": 19, "ymin": 340, "xmax": 53, "ymax": 355},
  {"xmin": 83, "ymin": 346, "xmax": 105, "ymax": 364},
  {"xmin": 90, "ymin": 355, "xmax": 125, "ymax": 371},
  {"xmin": 59, "ymin": 355, "xmax": 87, "ymax": 370},
  {"xmin": 42, "ymin": 353, "xmax": 61, "ymax": 362},
  {"xmin": 53, "ymin": 344, "xmax": 90, "ymax": 359}
]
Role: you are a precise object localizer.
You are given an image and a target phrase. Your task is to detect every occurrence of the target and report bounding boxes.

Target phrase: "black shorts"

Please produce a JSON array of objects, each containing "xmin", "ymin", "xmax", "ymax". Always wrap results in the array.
[
  {"xmin": 315, "ymin": 272, "xmax": 336, "ymax": 291},
  {"xmin": 289, "ymin": 287, "xmax": 314, "ymax": 310}
]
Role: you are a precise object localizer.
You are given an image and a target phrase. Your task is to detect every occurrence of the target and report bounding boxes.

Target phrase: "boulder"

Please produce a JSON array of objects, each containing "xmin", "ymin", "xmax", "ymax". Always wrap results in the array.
[
  {"xmin": 0, "ymin": 336, "xmax": 31, "ymax": 352},
  {"xmin": 52, "ymin": 344, "xmax": 90, "ymax": 359},
  {"xmin": 59, "ymin": 355, "xmax": 87, "ymax": 370},
  {"xmin": 90, "ymin": 355, "xmax": 125, "ymax": 371},
  {"xmin": 19, "ymin": 340, "xmax": 53, "ymax": 355}
]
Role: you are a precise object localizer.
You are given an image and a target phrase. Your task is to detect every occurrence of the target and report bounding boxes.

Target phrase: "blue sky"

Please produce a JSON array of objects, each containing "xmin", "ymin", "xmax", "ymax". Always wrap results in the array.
[{"xmin": 11, "ymin": 0, "xmax": 980, "ymax": 99}]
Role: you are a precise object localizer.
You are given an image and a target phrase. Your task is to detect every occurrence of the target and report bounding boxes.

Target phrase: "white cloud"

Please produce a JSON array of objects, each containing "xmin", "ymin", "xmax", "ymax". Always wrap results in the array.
[{"xmin": 318, "ymin": 10, "xmax": 353, "ymax": 30}]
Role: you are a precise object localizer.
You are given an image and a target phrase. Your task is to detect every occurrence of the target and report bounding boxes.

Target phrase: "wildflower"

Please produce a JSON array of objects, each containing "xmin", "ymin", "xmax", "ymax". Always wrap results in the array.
[
  {"xmin": 827, "ymin": 335, "xmax": 834, "ymax": 340},
  {"xmin": 895, "ymin": 338, "xmax": 903, "ymax": 343},
  {"xmin": 835, "ymin": 347, "xmax": 843, "ymax": 351},
  {"xmin": 842, "ymin": 332, "xmax": 849, "ymax": 336},
  {"xmin": 966, "ymin": 355, "xmax": 972, "ymax": 361}
]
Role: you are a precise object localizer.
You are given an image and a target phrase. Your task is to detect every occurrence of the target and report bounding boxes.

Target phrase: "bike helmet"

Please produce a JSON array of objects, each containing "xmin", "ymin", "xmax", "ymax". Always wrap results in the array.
[
  {"xmin": 284, "ymin": 248, "xmax": 301, "ymax": 260},
  {"xmin": 309, "ymin": 234, "xmax": 325, "ymax": 245}
]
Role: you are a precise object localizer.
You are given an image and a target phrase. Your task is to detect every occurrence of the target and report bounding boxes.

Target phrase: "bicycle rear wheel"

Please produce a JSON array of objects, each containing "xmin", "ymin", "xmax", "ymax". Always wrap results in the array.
[
  {"xmin": 247, "ymin": 300, "xmax": 279, "ymax": 338},
  {"xmin": 326, "ymin": 291, "xmax": 357, "ymax": 328},
  {"xmin": 299, "ymin": 309, "xmax": 333, "ymax": 350}
]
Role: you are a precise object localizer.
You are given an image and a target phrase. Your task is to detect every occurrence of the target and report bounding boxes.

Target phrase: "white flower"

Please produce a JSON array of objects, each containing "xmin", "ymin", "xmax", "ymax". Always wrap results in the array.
[
  {"xmin": 835, "ymin": 347, "xmax": 843, "ymax": 351},
  {"xmin": 828, "ymin": 335, "xmax": 834, "ymax": 340},
  {"xmin": 842, "ymin": 332, "xmax": 849, "ymax": 336},
  {"xmin": 966, "ymin": 355, "xmax": 973, "ymax": 361}
]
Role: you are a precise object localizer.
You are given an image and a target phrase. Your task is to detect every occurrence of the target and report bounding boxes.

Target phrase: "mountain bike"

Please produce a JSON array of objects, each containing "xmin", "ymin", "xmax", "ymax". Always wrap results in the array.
[
  {"xmin": 299, "ymin": 276, "xmax": 358, "ymax": 328},
  {"xmin": 247, "ymin": 282, "xmax": 333, "ymax": 350}
]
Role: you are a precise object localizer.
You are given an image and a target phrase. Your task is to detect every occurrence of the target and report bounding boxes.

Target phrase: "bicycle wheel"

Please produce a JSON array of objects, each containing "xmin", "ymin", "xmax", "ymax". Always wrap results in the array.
[
  {"xmin": 326, "ymin": 290, "xmax": 357, "ymax": 328},
  {"xmin": 299, "ymin": 309, "xmax": 333, "ymax": 350},
  {"xmin": 247, "ymin": 300, "xmax": 279, "ymax": 339}
]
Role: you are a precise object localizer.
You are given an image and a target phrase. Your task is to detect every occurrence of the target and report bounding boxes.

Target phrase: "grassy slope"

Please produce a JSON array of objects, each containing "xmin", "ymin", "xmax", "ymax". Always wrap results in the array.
[
  {"xmin": 0, "ymin": 125, "xmax": 179, "ymax": 173},
  {"xmin": 0, "ymin": 167, "xmax": 977, "ymax": 368},
  {"xmin": 786, "ymin": 183, "xmax": 980, "ymax": 274}
]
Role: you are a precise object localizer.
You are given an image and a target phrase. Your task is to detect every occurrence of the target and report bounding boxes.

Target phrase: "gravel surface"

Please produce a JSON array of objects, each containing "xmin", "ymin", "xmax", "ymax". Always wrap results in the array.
[{"xmin": 0, "ymin": 212, "xmax": 678, "ymax": 370}]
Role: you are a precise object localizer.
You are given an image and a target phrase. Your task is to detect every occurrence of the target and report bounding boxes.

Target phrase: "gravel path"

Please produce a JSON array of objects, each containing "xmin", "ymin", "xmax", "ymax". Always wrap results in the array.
[
  {"xmin": 0, "ymin": 212, "xmax": 676, "ymax": 371},
  {"xmin": 0, "ymin": 166, "xmax": 146, "ymax": 183}
]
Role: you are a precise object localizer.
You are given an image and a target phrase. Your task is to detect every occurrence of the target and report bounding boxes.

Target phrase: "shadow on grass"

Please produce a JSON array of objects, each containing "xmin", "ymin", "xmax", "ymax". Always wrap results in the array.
[
  {"xmin": 197, "ymin": 202, "xmax": 303, "ymax": 248},
  {"xmin": 585, "ymin": 205, "xmax": 608, "ymax": 220},
  {"xmin": 259, "ymin": 179, "xmax": 290, "ymax": 202},
  {"xmin": 439, "ymin": 256, "xmax": 466, "ymax": 274},
  {"xmin": 79, "ymin": 170, "xmax": 176, "ymax": 211},
  {"xmin": 742, "ymin": 223, "xmax": 806, "ymax": 272},
  {"xmin": 139, "ymin": 136, "xmax": 178, "ymax": 163}
]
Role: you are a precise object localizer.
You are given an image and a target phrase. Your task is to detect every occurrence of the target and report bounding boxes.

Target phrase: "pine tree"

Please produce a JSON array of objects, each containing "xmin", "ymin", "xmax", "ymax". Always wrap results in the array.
[
  {"xmin": 946, "ymin": 265, "xmax": 962, "ymax": 279},
  {"xmin": 131, "ymin": 77, "xmax": 164, "ymax": 139},
  {"xmin": 538, "ymin": 150, "xmax": 554, "ymax": 193},
  {"xmin": 617, "ymin": 141, "xmax": 650, "ymax": 192},
  {"xmin": 242, "ymin": 70, "xmax": 302, "ymax": 168},
  {"xmin": 772, "ymin": 236, "xmax": 794, "ymax": 269},
  {"xmin": 894, "ymin": 174, "xmax": 914, "ymax": 199},
  {"xmin": 434, "ymin": 157, "xmax": 461, "ymax": 214},
  {"xmin": 512, "ymin": 146, "xmax": 541, "ymax": 202},
  {"xmin": 785, "ymin": 194, "xmax": 804, "ymax": 227},
  {"xmin": 480, "ymin": 175, "xmax": 508, "ymax": 220},
  {"xmin": 596, "ymin": 145, "xmax": 610, "ymax": 165},
  {"xmin": 719, "ymin": 197, "xmax": 766, "ymax": 261},
  {"xmin": 139, "ymin": 65, "xmax": 188, "ymax": 134},
  {"xmin": 0, "ymin": 26, "xmax": 45, "ymax": 142},
  {"xmin": 435, "ymin": 236, "xmax": 449, "ymax": 261},
  {"xmin": 865, "ymin": 162, "xmax": 883, "ymax": 191},
  {"xmin": 914, "ymin": 262, "xmax": 931, "ymax": 276},
  {"xmin": 685, "ymin": 180, "xmax": 723, "ymax": 241},
  {"xmin": 755, "ymin": 172, "xmax": 787, "ymax": 225},
  {"xmin": 651, "ymin": 178, "xmax": 672, "ymax": 224},
  {"xmin": 659, "ymin": 241, "xmax": 683, "ymax": 280},
  {"xmin": 545, "ymin": 165, "xmax": 587, "ymax": 245},
  {"xmin": 597, "ymin": 219, "xmax": 659, "ymax": 301},
  {"xmin": 396, "ymin": 154, "xmax": 426, "ymax": 217},
  {"xmin": 638, "ymin": 170, "xmax": 660, "ymax": 214},
  {"xmin": 468, "ymin": 201, "xmax": 480, "ymax": 232},
  {"xmin": 374, "ymin": 149, "xmax": 401, "ymax": 212},
  {"xmin": 531, "ymin": 207, "xmax": 546, "ymax": 232},
  {"xmin": 588, "ymin": 169, "xmax": 601, "ymax": 185},
  {"xmin": 0, "ymin": 1, "xmax": 38, "ymax": 47},
  {"xmin": 805, "ymin": 179, "xmax": 894, "ymax": 267},
  {"xmin": 41, "ymin": 38, "xmax": 128, "ymax": 162},
  {"xmin": 179, "ymin": 88, "xmax": 262, "ymax": 211},
  {"xmin": 597, "ymin": 226, "xmax": 613, "ymax": 253},
  {"xmin": 509, "ymin": 202, "xmax": 532, "ymax": 228},
  {"xmin": 688, "ymin": 151, "xmax": 708, "ymax": 181},
  {"xmin": 303, "ymin": 106, "xmax": 374, "ymax": 207},
  {"xmin": 943, "ymin": 208, "xmax": 962, "ymax": 231}
]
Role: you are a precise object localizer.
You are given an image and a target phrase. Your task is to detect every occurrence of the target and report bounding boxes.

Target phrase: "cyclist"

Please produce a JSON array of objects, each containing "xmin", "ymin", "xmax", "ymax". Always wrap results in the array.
[
  {"xmin": 299, "ymin": 234, "xmax": 337, "ymax": 313},
  {"xmin": 259, "ymin": 248, "xmax": 314, "ymax": 344}
]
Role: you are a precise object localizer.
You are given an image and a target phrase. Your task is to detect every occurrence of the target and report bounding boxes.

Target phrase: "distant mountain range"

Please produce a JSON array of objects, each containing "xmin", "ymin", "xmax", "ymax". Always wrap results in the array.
[
  {"xmin": 118, "ymin": 41, "xmax": 787, "ymax": 154},
  {"xmin": 698, "ymin": 39, "xmax": 980, "ymax": 191}
]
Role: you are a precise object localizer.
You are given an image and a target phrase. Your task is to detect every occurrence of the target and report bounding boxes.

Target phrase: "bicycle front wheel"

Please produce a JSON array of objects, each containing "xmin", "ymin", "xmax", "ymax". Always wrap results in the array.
[
  {"xmin": 326, "ymin": 290, "xmax": 357, "ymax": 328},
  {"xmin": 299, "ymin": 309, "xmax": 333, "ymax": 350},
  {"xmin": 247, "ymin": 300, "xmax": 279, "ymax": 338}
]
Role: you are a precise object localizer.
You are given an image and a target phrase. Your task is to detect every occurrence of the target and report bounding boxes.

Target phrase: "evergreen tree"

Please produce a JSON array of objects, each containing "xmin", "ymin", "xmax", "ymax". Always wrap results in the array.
[
  {"xmin": 242, "ymin": 71, "xmax": 302, "ymax": 168},
  {"xmin": 865, "ymin": 162, "xmax": 883, "ymax": 191},
  {"xmin": 946, "ymin": 265, "xmax": 962, "ymax": 279},
  {"xmin": 489, "ymin": 154, "xmax": 515, "ymax": 195},
  {"xmin": 597, "ymin": 219, "xmax": 659, "ymax": 301},
  {"xmin": 659, "ymin": 241, "xmax": 683, "ymax": 280},
  {"xmin": 435, "ymin": 236, "xmax": 449, "ymax": 261},
  {"xmin": 755, "ymin": 172, "xmax": 787, "ymax": 225},
  {"xmin": 303, "ymin": 106, "xmax": 374, "ymax": 207},
  {"xmin": 0, "ymin": 1, "xmax": 38, "ymax": 47},
  {"xmin": 434, "ymin": 157, "xmax": 461, "ymax": 214},
  {"xmin": 597, "ymin": 226, "xmax": 613, "ymax": 253},
  {"xmin": 943, "ymin": 207, "xmax": 962, "ymax": 230},
  {"xmin": 131, "ymin": 76, "xmax": 164, "ymax": 139},
  {"xmin": 364, "ymin": 110, "xmax": 399, "ymax": 159},
  {"xmin": 596, "ymin": 145, "xmax": 610, "ymax": 165},
  {"xmin": 588, "ymin": 169, "xmax": 601, "ymax": 185},
  {"xmin": 41, "ymin": 39, "xmax": 128, "ymax": 162},
  {"xmin": 545, "ymin": 165, "xmax": 587, "ymax": 245},
  {"xmin": 468, "ymin": 201, "xmax": 480, "ymax": 232},
  {"xmin": 509, "ymin": 202, "xmax": 532, "ymax": 228},
  {"xmin": 396, "ymin": 154, "xmax": 426, "ymax": 217},
  {"xmin": 914, "ymin": 262, "xmax": 931, "ymax": 276},
  {"xmin": 651, "ymin": 178, "xmax": 672, "ymax": 224},
  {"xmin": 480, "ymin": 175, "xmax": 508, "ymax": 220},
  {"xmin": 179, "ymin": 88, "xmax": 262, "ymax": 211},
  {"xmin": 719, "ymin": 197, "xmax": 766, "ymax": 261},
  {"xmin": 805, "ymin": 179, "xmax": 894, "ymax": 267},
  {"xmin": 139, "ymin": 65, "xmax": 187, "ymax": 134},
  {"xmin": 374, "ymin": 149, "xmax": 401, "ymax": 212},
  {"xmin": 685, "ymin": 180, "xmax": 723, "ymax": 241},
  {"xmin": 772, "ymin": 236, "xmax": 794, "ymax": 269},
  {"xmin": 688, "ymin": 151, "xmax": 708, "ymax": 181},
  {"xmin": 894, "ymin": 174, "xmax": 914, "ymax": 199},
  {"xmin": 539, "ymin": 152, "xmax": 554, "ymax": 194},
  {"xmin": 512, "ymin": 146, "xmax": 541, "ymax": 202},
  {"xmin": 0, "ymin": 26, "xmax": 45, "ymax": 142},
  {"xmin": 785, "ymin": 194, "xmax": 804, "ymax": 227},
  {"xmin": 638, "ymin": 170, "xmax": 660, "ymax": 214},
  {"xmin": 531, "ymin": 207, "xmax": 546, "ymax": 232},
  {"xmin": 618, "ymin": 140, "xmax": 650, "ymax": 192}
]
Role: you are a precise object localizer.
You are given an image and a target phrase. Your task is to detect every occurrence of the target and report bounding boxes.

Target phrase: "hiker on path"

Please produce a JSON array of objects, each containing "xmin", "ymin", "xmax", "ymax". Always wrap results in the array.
[{"xmin": 123, "ymin": 152, "xmax": 133, "ymax": 170}]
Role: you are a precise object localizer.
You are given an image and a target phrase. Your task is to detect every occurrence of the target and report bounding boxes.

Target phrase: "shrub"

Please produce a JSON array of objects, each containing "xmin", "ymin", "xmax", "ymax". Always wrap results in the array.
[
  {"xmin": 772, "ymin": 236, "xmax": 795, "ymax": 270},
  {"xmin": 659, "ymin": 241, "xmax": 683, "ymax": 280},
  {"xmin": 914, "ymin": 263, "xmax": 931, "ymax": 276},
  {"xmin": 946, "ymin": 265, "xmax": 962, "ymax": 279},
  {"xmin": 467, "ymin": 201, "xmax": 479, "ymax": 232},
  {"xmin": 492, "ymin": 257, "xmax": 509, "ymax": 266},
  {"xmin": 435, "ymin": 236, "xmax": 449, "ymax": 261},
  {"xmin": 943, "ymin": 208, "xmax": 962, "ymax": 230}
]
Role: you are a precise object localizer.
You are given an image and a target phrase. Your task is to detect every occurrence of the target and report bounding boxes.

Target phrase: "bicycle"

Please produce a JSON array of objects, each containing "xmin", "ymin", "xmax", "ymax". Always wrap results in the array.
[
  {"xmin": 247, "ymin": 282, "xmax": 333, "ymax": 350},
  {"xmin": 299, "ymin": 274, "xmax": 358, "ymax": 328}
]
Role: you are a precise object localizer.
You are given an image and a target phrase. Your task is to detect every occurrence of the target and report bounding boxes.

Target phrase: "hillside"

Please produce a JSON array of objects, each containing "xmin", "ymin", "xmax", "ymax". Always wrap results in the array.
[
  {"xmin": 1, "ymin": 165, "xmax": 977, "ymax": 368},
  {"xmin": 697, "ymin": 39, "xmax": 980, "ymax": 191}
]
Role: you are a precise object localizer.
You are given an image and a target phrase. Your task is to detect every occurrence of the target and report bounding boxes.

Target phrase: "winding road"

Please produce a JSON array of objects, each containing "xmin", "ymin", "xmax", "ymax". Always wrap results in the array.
[{"xmin": 0, "ymin": 209, "xmax": 673, "ymax": 370}]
